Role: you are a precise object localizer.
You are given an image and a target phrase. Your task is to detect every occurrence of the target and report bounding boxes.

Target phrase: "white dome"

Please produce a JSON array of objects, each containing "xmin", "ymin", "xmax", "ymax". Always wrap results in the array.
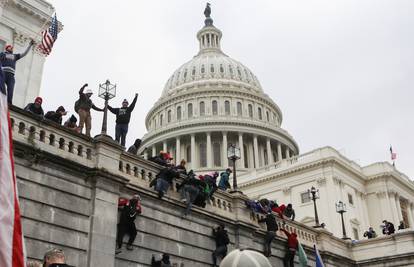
[{"xmin": 161, "ymin": 52, "xmax": 263, "ymax": 98}]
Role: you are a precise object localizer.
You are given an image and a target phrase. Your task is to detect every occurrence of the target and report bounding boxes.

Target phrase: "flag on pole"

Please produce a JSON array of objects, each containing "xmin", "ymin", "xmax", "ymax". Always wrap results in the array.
[
  {"xmin": 39, "ymin": 13, "xmax": 59, "ymax": 55},
  {"xmin": 298, "ymin": 243, "xmax": 308, "ymax": 267},
  {"xmin": 314, "ymin": 244, "xmax": 325, "ymax": 267},
  {"xmin": 0, "ymin": 66, "xmax": 26, "ymax": 266},
  {"xmin": 389, "ymin": 146, "xmax": 397, "ymax": 161}
]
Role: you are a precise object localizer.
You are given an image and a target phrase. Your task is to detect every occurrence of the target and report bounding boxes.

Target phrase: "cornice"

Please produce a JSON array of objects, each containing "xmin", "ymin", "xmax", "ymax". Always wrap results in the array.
[{"xmin": 11, "ymin": 0, "xmax": 54, "ymax": 21}]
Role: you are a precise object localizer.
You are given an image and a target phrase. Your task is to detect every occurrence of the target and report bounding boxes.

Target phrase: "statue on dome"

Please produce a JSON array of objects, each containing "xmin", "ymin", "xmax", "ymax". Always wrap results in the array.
[{"xmin": 204, "ymin": 3, "xmax": 211, "ymax": 18}]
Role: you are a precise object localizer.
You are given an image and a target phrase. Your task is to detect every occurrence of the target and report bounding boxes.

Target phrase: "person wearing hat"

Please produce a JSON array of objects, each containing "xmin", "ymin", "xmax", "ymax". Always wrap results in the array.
[
  {"xmin": 108, "ymin": 93, "xmax": 138, "ymax": 146},
  {"xmin": 116, "ymin": 194, "xmax": 142, "ymax": 253},
  {"xmin": 24, "ymin": 96, "xmax": 44, "ymax": 117},
  {"xmin": 218, "ymin": 168, "xmax": 232, "ymax": 191},
  {"xmin": 45, "ymin": 106, "xmax": 68, "ymax": 125},
  {"xmin": 0, "ymin": 40, "xmax": 34, "ymax": 104},
  {"xmin": 74, "ymin": 83, "xmax": 104, "ymax": 137},
  {"xmin": 64, "ymin": 114, "xmax": 79, "ymax": 132}
]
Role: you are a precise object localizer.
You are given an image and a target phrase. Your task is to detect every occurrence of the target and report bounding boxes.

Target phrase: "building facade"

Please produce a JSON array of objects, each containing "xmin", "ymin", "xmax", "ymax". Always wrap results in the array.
[{"xmin": 0, "ymin": 0, "xmax": 54, "ymax": 107}]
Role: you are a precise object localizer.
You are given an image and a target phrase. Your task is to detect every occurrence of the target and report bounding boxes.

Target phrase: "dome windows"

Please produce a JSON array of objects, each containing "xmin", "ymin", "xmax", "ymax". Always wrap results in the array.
[
  {"xmin": 224, "ymin": 101, "xmax": 230, "ymax": 115},
  {"xmin": 177, "ymin": 106, "xmax": 182, "ymax": 121},
  {"xmin": 192, "ymin": 67, "xmax": 196, "ymax": 76},
  {"xmin": 160, "ymin": 114, "xmax": 163, "ymax": 126},
  {"xmin": 183, "ymin": 69, "xmax": 188, "ymax": 79},
  {"xmin": 210, "ymin": 64, "xmax": 214, "ymax": 73},
  {"xmin": 266, "ymin": 111, "xmax": 269, "ymax": 122},
  {"xmin": 220, "ymin": 64, "xmax": 224, "ymax": 73},
  {"xmin": 212, "ymin": 100, "xmax": 218, "ymax": 115},
  {"xmin": 248, "ymin": 104, "xmax": 253, "ymax": 118},
  {"xmin": 237, "ymin": 102, "xmax": 242, "ymax": 116},
  {"xmin": 167, "ymin": 110, "xmax": 171, "ymax": 123},
  {"xmin": 201, "ymin": 65, "xmax": 205, "ymax": 74},
  {"xmin": 199, "ymin": 101, "xmax": 205, "ymax": 116},
  {"xmin": 258, "ymin": 107, "xmax": 262, "ymax": 120},
  {"xmin": 188, "ymin": 103, "xmax": 193, "ymax": 118},
  {"xmin": 229, "ymin": 65, "xmax": 233, "ymax": 75}
]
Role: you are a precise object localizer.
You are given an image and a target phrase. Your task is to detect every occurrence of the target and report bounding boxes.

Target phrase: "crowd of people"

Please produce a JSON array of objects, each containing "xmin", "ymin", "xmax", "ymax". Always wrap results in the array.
[{"xmin": 363, "ymin": 220, "xmax": 407, "ymax": 240}]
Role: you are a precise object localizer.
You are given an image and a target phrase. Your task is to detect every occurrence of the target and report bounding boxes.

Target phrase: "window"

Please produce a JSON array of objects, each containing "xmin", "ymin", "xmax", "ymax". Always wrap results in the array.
[
  {"xmin": 237, "ymin": 102, "xmax": 242, "ymax": 116},
  {"xmin": 213, "ymin": 143, "xmax": 221, "ymax": 167},
  {"xmin": 248, "ymin": 104, "xmax": 253, "ymax": 118},
  {"xmin": 301, "ymin": 192, "xmax": 311, "ymax": 204},
  {"xmin": 177, "ymin": 106, "xmax": 182, "ymax": 121},
  {"xmin": 266, "ymin": 111, "xmax": 269, "ymax": 122},
  {"xmin": 212, "ymin": 100, "xmax": 218, "ymax": 115},
  {"xmin": 229, "ymin": 65, "xmax": 233, "ymax": 75},
  {"xmin": 353, "ymin": 228, "xmax": 359, "ymax": 240},
  {"xmin": 186, "ymin": 146, "xmax": 191, "ymax": 163},
  {"xmin": 199, "ymin": 143, "xmax": 207, "ymax": 167},
  {"xmin": 210, "ymin": 64, "xmax": 214, "ymax": 73},
  {"xmin": 224, "ymin": 101, "xmax": 230, "ymax": 115},
  {"xmin": 183, "ymin": 69, "xmax": 188, "ymax": 79},
  {"xmin": 199, "ymin": 102, "xmax": 205, "ymax": 116},
  {"xmin": 167, "ymin": 110, "xmax": 171, "ymax": 123},
  {"xmin": 160, "ymin": 114, "xmax": 163, "ymax": 126},
  {"xmin": 201, "ymin": 65, "xmax": 205, "ymax": 74},
  {"xmin": 237, "ymin": 67, "xmax": 242, "ymax": 77},
  {"xmin": 258, "ymin": 107, "xmax": 262, "ymax": 120},
  {"xmin": 192, "ymin": 67, "xmax": 196, "ymax": 76},
  {"xmin": 220, "ymin": 64, "xmax": 224, "ymax": 73},
  {"xmin": 348, "ymin": 193, "xmax": 354, "ymax": 205},
  {"xmin": 188, "ymin": 103, "xmax": 193, "ymax": 118}
]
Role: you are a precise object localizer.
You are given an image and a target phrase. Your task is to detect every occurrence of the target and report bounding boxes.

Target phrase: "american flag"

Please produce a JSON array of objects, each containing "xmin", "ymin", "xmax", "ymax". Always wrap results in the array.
[
  {"xmin": 40, "ymin": 14, "xmax": 58, "ymax": 55},
  {"xmin": 0, "ymin": 64, "xmax": 26, "ymax": 266},
  {"xmin": 390, "ymin": 146, "xmax": 397, "ymax": 161}
]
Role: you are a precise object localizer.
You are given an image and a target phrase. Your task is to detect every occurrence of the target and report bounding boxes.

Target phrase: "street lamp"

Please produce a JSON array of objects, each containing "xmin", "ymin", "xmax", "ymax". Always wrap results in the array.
[
  {"xmin": 227, "ymin": 144, "xmax": 241, "ymax": 192},
  {"xmin": 308, "ymin": 186, "xmax": 320, "ymax": 228},
  {"xmin": 98, "ymin": 79, "xmax": 116, "ymax": 136},
  {"xmin": 336, "ymin": 201, "xmax": 350, "ymax": 240}
]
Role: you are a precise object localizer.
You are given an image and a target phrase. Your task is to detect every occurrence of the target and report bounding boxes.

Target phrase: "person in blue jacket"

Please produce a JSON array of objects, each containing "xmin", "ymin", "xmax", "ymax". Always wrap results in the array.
[{"xmin": 218, "ymin": 168, "xmax": 232, "ymax": 191}]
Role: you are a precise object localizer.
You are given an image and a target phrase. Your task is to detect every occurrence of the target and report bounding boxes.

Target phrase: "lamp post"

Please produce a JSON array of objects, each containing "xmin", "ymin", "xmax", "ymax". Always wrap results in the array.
[
  {"xmin": 308, "ymin": 186, "xmax": 320, "ymax": 228},
  {"xmin": 336, "ymin": 201, "xmax": 350, "ymax": 240},
  {"xmin": 98, "ymin": 79, "xmax": 116, "ymax": 136},
  {"xmin": 227, "ymin": 144, "xmax": 241, "ymax": 192}
]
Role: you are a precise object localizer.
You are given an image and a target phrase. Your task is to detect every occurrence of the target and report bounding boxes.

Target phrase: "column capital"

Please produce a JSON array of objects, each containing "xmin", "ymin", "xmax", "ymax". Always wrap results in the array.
[{"xmin": 222, "ymin": 131, "xmax": 227, "ymax": 136}]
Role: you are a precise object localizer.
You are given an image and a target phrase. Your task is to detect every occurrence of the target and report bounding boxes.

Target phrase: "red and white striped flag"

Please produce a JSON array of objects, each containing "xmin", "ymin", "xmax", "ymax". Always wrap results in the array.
[
  {"xmin": 39, "ymin": 13, "xmax": 58, "ymax": 55},
  {"xmin": 0, "ymin": 76, "xmax": 26, "ymax": 266},
  {"xmin": 390, "ymin": 146, "xmax": 397, "ymax": 160}
]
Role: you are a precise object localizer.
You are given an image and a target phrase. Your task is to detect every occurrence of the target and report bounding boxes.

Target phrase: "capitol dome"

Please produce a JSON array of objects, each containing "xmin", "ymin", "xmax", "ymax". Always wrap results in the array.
[{"xmin": 141, "ymin": 10, "xmax": 298, "ymax": 174}]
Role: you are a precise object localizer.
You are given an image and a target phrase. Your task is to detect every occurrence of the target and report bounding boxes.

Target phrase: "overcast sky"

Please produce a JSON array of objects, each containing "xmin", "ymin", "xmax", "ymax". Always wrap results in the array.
[{"xmin": 42, "ymin": 1, "xmax": 414, "ymax": 179}]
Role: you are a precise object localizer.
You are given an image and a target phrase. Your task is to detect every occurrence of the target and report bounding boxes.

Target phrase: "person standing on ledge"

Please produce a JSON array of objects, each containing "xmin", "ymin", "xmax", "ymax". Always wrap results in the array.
[
  {"xmin": 74, "ymin": 83, "xmax": 103, "ymax": 137},
  {"xmin": 0, "ymin": 40, "xmax": 34, "ymax": 104},
  {"xmin": 108, "ymin": 93, "xmax": 138, "ymax": 147}
]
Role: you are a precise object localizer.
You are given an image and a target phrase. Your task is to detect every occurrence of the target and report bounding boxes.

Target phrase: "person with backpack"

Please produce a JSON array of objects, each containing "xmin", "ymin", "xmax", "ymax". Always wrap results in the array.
[
  {"xmin": 258, "ymin": 212, "xmax": 278, "ymax": 257},
  {"xmin": 116, "ymin": 194, "xmax": 142, "ymax": 254},
  {"xmin": 0, "ymin": 40, "xmax": 34, "ymax": 104},
  {"xmin": 74, "ymin": 83, "xmax": 103, "ymax": 137},
  {"xmin": 212, "ymin": 223, "xmax": 230, "ymax": 267},
  {"xmin": 45, "ymin": 106, "xmax": 67, "ymax": 125},
  {"xmin": 108, "ymin": 93, "xmax": 138, "ymax": 146}
]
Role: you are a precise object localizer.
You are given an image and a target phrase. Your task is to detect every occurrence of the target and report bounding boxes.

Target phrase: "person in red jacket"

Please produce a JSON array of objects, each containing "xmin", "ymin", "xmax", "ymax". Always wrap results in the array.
[
  {"xmin": 280, "ymin": 227, "xmax": 299, "ymax": 267},
  {"xmin": 116, "ymin": 194, "xmax": 142, "ymax": 254}
]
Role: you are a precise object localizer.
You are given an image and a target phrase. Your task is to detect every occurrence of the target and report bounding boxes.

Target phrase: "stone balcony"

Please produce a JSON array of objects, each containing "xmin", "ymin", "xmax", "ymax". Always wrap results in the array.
[{"xmin": 9, "ymin": 106, "xmax": 414, "ymax": 267}]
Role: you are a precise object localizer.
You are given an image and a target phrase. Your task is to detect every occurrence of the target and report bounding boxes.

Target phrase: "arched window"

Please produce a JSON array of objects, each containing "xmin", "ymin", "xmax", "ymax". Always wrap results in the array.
[
  {"xmin": 160, "ymin": 114, "xmax": 163, "ymax": 126},
  {"xmin": 183, "ymin": 69, "xmax": 188, "ymax": 79},
  {"xmin": 210, "ymin": 64, "xmax": 214, "ymax": 73},
  {"xmin": 248, "ymin": 104, "xmax": 253, "ymax": 118},
  {"xmin": 167, "ymin": 110, "xmax": 171, "ymax": 123},
  {"xmin": 244, "ymin": 144, "xmax": 249, "ymax": 168},
  {"xmin": 212, "ymin": 100, "xmax": 218, "ymax": 115},
  {"xmin": 177, "ymin": 106, "xmax": 182, "ymax": 121},
  {"xmin": 199, "ymin": 143, "xmax": 207, "ymax": 167},
  {"xmin": 225, "ymin": 101, "xmax": 230, "ymax": 115},
  {"xmin": 213, "ymin": 143, "xmax": 221, "ymax": 167},
  {"xmin": 266, "ymin": 111, "xmax": 269, "ymax": 122},
  {"xmin": 186, "ymin": 146, "xmax": 191, "ymax": 163},
  {"xmin": 188, "ymin": 103, "xmax": 193, "ymax": 118},
  {"xmin": 258, "ymin": 107, "xmax": 262, "ymax": 120},
  {"xmin": 199, "ymin": 101, "xmax": 205, "ymax": 116},
  {"xmin": 237, "ymin": 102, "xmax": 242, "ymax": 116}
]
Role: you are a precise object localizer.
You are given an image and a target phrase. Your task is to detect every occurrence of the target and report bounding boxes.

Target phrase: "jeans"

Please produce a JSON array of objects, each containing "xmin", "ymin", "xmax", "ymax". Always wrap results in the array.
[
  {"xmin": 116, "ymin": 222, "xmax": 137, "ymax": 248},
  {"xmin": 156, "ymin": 179, "xmax": 170, "ymax": 194},
  {"xmin": 212, "ymin": 245, "xmax": 227, "ymax": 266},
  {"xmin": 264, "ymin": 231, "xmax": 276, "ymax": 257},
  {"xmin": 283, "ymin": 249, "xmax": 296, "ymax": 267},
  {"xmin": 115, "ymin": 123, "xmax": 128, "ymax": 147},
  {"xmin": 4, "ymin": 72, "xmax": 15, "ymax": 104},
  {"xmin": 78, "ymin": 109, "xmax": 92, "ymax": 136},
  {"xmin": 181, "ymin": 184, "xmax": 199, "ymax": 215}
]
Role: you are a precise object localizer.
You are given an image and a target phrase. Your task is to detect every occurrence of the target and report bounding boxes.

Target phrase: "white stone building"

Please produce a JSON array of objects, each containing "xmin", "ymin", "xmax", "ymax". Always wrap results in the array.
[
  {"xmin": 141, "ymin": 11, "xmax": 414, "ymax": 240},
  {"xmin": 0, "ymin": 0, "xmax": 54, "ymax": 107}
]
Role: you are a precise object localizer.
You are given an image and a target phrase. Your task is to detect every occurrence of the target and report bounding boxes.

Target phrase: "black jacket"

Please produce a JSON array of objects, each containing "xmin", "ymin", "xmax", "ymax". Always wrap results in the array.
[
  {"xmin": 213, "ymin": 228, "xmax": 230, "ymax": 247},
  {"xmin": 45, "ymin": 111, "xmax": 63, "ymax": 124},
  {"xmin": 108, "ymin": 95, "xmax": 138, "ymax": 124},
  {"xmin": 24, "ymin": 103, "xmax": 44, "ymax": 116},
  {"xmin": 258, "ymin": 213, "xmax": 278, "ymax": 232},
  {"xmin": 119, "ymin": 202, "xmax": 139, "ymax": 224}
]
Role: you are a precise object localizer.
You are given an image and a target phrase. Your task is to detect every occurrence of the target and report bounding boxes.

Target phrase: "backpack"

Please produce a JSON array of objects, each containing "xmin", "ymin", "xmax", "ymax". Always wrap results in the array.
[{"xmin": 74, "ymin": 99, "xmax": 80, "ymax": 113}]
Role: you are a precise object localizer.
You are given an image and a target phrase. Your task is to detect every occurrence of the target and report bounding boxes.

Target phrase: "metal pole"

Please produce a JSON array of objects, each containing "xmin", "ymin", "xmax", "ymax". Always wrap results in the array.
[
  {"xmin": 232, "ymin": 157, "xmax": 237, "ymax": 191},
  {"xmin": 101, "ymin": 94, "xmax": 109, "ymax": 135},
  {"xmin": 340, "ymin": 212, "xmax": 347, "ymax": 239},
  {"xmin": 313, "ymin": 194, "xmax": 320, "ymax": 227}
]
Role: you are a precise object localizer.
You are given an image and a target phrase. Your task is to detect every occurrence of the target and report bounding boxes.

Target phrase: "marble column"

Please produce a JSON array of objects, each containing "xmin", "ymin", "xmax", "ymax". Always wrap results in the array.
[
  {"xmin": 152, "ymin": 146, "xmax": 156, "ymax": 157},
  {"xmin": 222, "ymin": 132, "xmax": 228, "ymax": 167},
  {"xmin": 238, "ymin": 133, "xmax": 245, "ymax": 168},
  {"xmin": 285, "ymin": 147, "xmax": 290, "ymax": 159},
  {"xmin": 191, "ymin": 134, "xmax": 196, "ymax": 169},
  {"xmin": 206, "ymin": 132, "xmax": 212, "ymax": 168},
  {"xmin": 176, "ymin": 137, "xmax": 181, "ymax": 163},
  {"xmin": 163, "ymin": 141, "xmax": 167, "ymax": 153},
  {"xmin": 143, "ymin": 151, "xmax": 148, "ymax": 160},
  {"xmin": 253, "ymin": 135, "xmax": 259, "ymax": 168},
  {"xmin": 395, "ymin": 194, "xmax": 403, "ymax": 222},
  {"xmin": 407, "ymin": 203, "xmax": 414, "ymax": 229},
  {"xmin": 387, "ymin": 192, "xmax": 400, "ymax": 223},
  {"xmin": 277, "ymin": 142, "xmax": 282, "ymax": 161},
  {"xmin": 266, "ymin": 138, "xmax": 272, "ymax": 166}
]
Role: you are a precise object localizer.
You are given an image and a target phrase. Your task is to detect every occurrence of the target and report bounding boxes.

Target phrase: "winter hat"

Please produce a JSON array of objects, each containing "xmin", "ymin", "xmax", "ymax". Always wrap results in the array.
[
  {"xmin": 5, "ymin": 44, "xmax": 13, "ymax": 51},
  {"xmin": 69, "ymin": 115, "xmax": 77, "ymax": 123},
  {"xmin": 56, "ymin": 106, "xmax": 66, "ymax": 113},
  {"xmin": 34, "ymin": 97, "xmax": 43, "ymax": 104},
  {"xmin": 219, "ymin": 249, "xmax": 272, "ymax": 267}
]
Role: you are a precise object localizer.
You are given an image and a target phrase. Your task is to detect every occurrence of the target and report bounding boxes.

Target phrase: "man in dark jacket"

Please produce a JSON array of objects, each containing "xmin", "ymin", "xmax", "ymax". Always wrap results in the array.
[
  {"xmin": 154, "ymin": 167, "xmax": 179, "ymax": 199},
  {"xmin": 212, "ymin": 224, "xmax": 230, "ymax": 267},
  {"xmin": 45, "ymin": 106, "xmax": 67, "ymax": 124},
  {"xmin": 258, "ymin": 212, "xmax": 278, "ymax": 257},
  {"xmin": 281, "ymin": 227, "xmax": 298, "ymax": 267},
  {"xmin": 0, "ymin": 40, "xmax": 34, "ymax": 104},
  {"xmin": 283, "ymin": 203, "xmax": 295, "ymax": 221},
  {"xmin": 24, "ymin": 97, "xmax": 44, "ymax": 117},
  {"xmin": 127, "ymin": 138, "xmax": 142, "ymax": 155},
  {"xmin": 179, "ymin": 171, "xmax": 201, "ymax": 216},
  {"xmin": 75, "ymin": 83, "xmax": 103, "ymax": 137},
  {"xmin": 382, "ymin": 220, "xmax": 395, "ymax": 235},
  {"xmin": 116, "ymin": 195, "xmax": 142, "ymax": 253},
  {"xmin": 108, "ymin": 93, "xmax": 138, "ymax": 146}
]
